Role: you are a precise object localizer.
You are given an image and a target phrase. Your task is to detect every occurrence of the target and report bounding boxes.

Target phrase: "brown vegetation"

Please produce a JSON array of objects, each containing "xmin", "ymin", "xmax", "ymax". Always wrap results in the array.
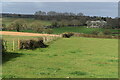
[{"xmin": 20, "ymin": 38, "xmax": 47, "ymax": 49}]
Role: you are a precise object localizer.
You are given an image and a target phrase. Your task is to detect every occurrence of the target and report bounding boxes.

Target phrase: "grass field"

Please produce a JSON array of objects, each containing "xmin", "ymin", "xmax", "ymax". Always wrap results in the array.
[
  {"xmin": 2, "ymin": 35, "xmax": 118, "ymax": 78},
  {"xmin": 2, "ymin": 17, "xmax": 52, "ymax": 27},
  {"xmin": 52, "ymin": 27, "xmax": 119, "ymax": 34},
  {"xmin": 2, "ymin": 18, "xmax": 119, "ymax": 35}
]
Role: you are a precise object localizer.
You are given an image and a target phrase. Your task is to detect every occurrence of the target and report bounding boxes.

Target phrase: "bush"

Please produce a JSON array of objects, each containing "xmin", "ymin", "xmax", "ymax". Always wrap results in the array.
[
  {"xmin": 73, "ymin": 33, "xmax": 119, "ymax": 39},
  {"xmin": 103, "ymin": 30, "xmax": 112, "ymax": 35},
  {"xmin": 62, "ymin": 32, "xmax": 74, "ymax": 38},
  {"xmin": 35, "ymin": 27, "xmax": 45, "ymax": 33},
  {"xmin": 30, "ymin": 21, "xmax": 53, "ymax": 33},
  {"xmin": 8, "ymin": 19, "xmax": 27, "ymax": 32},
  {"xmin": 30, "ymin": 21, "xmax": 44, "ymax": 30},
  {"xmin": 91, "ymin": 31, "xmax": 99, "ymax": 35},
  {"xmin": 2, "ymin": 27, "xmax": 7, "ymax": 31},
  {"xmin": 98, "ymin": 32, "xmax": 104, "ymax": 36},
  {"xmin": 20, "ymin": 38, "xmax": 47, "ymax": 49},
  {"xmin": 44, "ymin": 29, "xmax": 53, "ymax": 34},
  {"xmin": 51, "ymin": 20, "xmax": 59, "ymax": 28},
  {"xmin": 59, "ymin": 20, "xmax": 68, "ymax": 27},
  {"xmin": 2, "ymin": 24, "xmax": 7, "ymax": 30}
]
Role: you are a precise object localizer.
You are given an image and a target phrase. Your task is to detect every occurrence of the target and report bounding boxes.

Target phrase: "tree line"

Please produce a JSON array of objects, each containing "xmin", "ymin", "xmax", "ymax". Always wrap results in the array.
[
  {"xmin": 35, "ymin": 11, "xmax": 84, "ymax": 16},
  {"xmin": 34, "ymin": 11, "xmax": 119, "ymax": 29},
  {"xmin": 2, "ymin": 11, "xmax": 120, "ymax": 29}
]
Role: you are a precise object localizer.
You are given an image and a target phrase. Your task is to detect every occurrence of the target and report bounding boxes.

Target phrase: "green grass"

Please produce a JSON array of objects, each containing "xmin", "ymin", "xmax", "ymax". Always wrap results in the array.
[
  {"xmin": 52, "ymin": 27, "xmax": 119, "ymax": 34},
  {"xmin": 2, "ymin": 35, "xmax": 118, "ymax": 78},
  {"xmin": 2, "ymin": 17, "xmax": 52, "ymax": 27}
]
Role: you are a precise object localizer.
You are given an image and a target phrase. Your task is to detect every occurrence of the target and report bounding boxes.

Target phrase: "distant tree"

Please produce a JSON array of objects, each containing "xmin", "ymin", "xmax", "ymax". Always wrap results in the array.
[
  {"xmin": 35, "ymin": 11, "xmax": 46, "ymax": 15},
  {"xmin": 47, "ymin": 11, "xmax": 57, "ymax": 16},
  {"xmin": 30, "ymin": 21, "xmax": 44, "ymax": 32},
  {"xmin": 77, "ymin": 13, "xmax": 84, "ymax": 16},
  {"xmin": 8, "ymin": 19, "xmax": 27, "ymax": 32},
  {"xmin": 71, "ymin": 20, "xmax": 80, "ymax": 26},
  {"xmin": 51, "ymin": 20, "xmax": 59, "ymax": 27},
  {"xmin": 69, "ymin": 12, "xmax": 76, "ymax": 16},
  {"xmin": 106, "ymin": 18, "xmax": 118, "ymax": 29},
  {"xmin": 59, "ymin": 20, "xmax": 69, "ymax": 27},
  {"xmin": 63, "ymin": 12, "xmax": 70, "ymax": 16}
]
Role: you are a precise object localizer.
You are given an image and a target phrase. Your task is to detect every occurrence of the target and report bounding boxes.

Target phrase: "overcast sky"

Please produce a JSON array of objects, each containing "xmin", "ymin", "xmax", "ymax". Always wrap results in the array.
[
  {"xmin": 1, "ymin": 0, "xmax": 119, "ymax": 2},
  {"xmin": 1, "ymin": 2, "xmax": 118, "ymax": 17}
]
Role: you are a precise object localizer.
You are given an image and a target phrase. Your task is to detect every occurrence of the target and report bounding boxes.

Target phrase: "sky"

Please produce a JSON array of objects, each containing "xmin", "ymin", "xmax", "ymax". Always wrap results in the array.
[
  {"xmin": 1, "ymin": 0, "xmax": 119, "ymax": 2},
  {"xmin": 1, "ymin": 2, "xmax": 118, "ymax": 18}
]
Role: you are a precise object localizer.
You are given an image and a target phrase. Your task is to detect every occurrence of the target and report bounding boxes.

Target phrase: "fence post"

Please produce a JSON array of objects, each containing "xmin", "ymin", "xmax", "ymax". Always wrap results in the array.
[
  {"xmin": 46, "ymin": 37, "xmax": 49, "ymax": 42},
  {"xmin": 18, "ymin": 38, "xmax": 20, "ymax": 50},
  {"xmin": 3, "ymin": 40, "xmax": 7, "ymax": 51},
  {"xmin": 13, "ymin": 39, "xmax": 15, "ymax": 51},
  {"xmin": 43, "ymin": 37, "xmax": 45, "ymax": 43}
]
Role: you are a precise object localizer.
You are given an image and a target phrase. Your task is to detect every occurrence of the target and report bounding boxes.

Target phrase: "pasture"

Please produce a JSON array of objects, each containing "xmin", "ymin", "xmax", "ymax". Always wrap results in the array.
[
  {"xmin": 2, "ymin": 35, "xmax": 118, "ymax": 78},
  {"xmin": 52, "ymin": 27, "xmax": 119, "ymax": 34},
  {"xmin": 2, "ymin": 18, "xmax": 119, "ymax": 35},
  {"xmin": 2, "ymin": 17, "xmax": 51, "ymax": 27}
]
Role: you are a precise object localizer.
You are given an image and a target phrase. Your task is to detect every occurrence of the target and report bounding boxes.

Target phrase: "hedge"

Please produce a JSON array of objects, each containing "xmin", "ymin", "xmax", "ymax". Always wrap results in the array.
[{"xmin": 20, "ymin": 38, "xmax": 47, "ymax": 49}]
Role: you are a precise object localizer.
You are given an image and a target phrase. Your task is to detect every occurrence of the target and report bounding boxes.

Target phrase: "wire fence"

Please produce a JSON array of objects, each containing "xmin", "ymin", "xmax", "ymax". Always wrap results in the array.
[{"xmin": 3, "ymin": 35, "xmax": 61, "ymax": 52}]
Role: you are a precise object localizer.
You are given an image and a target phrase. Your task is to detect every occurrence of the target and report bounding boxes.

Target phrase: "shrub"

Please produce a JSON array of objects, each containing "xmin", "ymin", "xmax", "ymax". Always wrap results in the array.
[
  {"xmin": 59, "ymin": 20, "xmax": 68, "ymax": 27},
  {"xmin": 34, "ymin": 27, "xmax": 53, "ymax": 34},
  {"xmin": 62, "ymin": 32, "xmax": 74, "ymax": 38},
  {"xmin": 30, "ymin": 21, "xmax": 53, "ymax": 33},
  {"xmin": 30, "ymin": 21, "xmax": 44, "ymax": 30},
  {"xmin": 73, "ymin": 33, "xmax": 82, "ymax": 37},
  {"xmin": 98, "ymin": 32, "xmax": 104, "ymax": 36},
  {"xmin": 20, "ymin": 38, "xmax": 47, "ymax": 49},
  {"xmin": 6, "ymin": 24, "xmax": 15, "ymax": 31},
  {"xmin": 73, "ymin": 33, "xmax": 119, "ymax": 39},
  {"xmin": 44, "ymin": 29, "xmax": 53, "ymax": 34},
  {"xmin": 103, "ymin": 30, "xmax": 112, "ymax": 35},
  {"xmin": 35, "ymin": 27, "xmax": 45, "ymax": 33},
  {"xmin": 2, "ymin": 24, "xmax": 7, "ymax": 30},
  {"xmin": 8, "ymin": 19, "xmax": 27, "ymax": 32},
  {"xmin": 91, "ymin": 30, "xmax": 99, "ymax": 35}
]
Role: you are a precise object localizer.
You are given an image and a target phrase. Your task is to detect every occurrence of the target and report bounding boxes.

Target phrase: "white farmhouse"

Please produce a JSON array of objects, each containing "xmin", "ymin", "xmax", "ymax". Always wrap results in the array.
[{"xmin": 86, "ymin": 20, "xmax": 107, "ymax": 28}]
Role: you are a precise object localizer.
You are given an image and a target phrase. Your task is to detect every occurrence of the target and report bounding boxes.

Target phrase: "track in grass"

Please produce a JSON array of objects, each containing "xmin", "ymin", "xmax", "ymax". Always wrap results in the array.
[{"xmin": 1, "ymin": 31, "xmax": 60, "ymax": 37}]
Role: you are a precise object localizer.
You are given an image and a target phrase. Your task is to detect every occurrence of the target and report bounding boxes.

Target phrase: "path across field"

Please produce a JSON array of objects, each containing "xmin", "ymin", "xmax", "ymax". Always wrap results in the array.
[{"xmin": 0, "ymin": 31, "xmax": 60, "ymax": 37}]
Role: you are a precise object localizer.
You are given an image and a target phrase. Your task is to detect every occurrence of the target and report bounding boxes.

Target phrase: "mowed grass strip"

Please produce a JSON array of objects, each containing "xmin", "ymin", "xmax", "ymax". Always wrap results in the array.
[{"xmin": 2, "ymin": 36, "xmax": 118, "ymax": 78}]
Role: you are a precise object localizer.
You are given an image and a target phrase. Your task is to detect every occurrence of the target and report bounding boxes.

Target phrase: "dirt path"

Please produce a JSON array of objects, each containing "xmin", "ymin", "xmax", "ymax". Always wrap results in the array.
[{"xmin": 0, "ymin": 31, "xmax": 61, "ymax": 37}]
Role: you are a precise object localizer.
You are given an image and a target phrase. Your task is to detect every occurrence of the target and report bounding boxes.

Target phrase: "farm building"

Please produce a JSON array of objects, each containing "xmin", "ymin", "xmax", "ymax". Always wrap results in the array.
[{"xmin": 86, "ymin": 20, "xmax": 107, "ymax": 28}]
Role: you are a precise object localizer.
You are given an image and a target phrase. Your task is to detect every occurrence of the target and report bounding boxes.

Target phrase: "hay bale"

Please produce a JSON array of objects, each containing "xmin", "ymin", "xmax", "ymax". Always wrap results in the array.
[{"xmin": 20, "ymin": 38, "xmax": 47, "ymax": 49}]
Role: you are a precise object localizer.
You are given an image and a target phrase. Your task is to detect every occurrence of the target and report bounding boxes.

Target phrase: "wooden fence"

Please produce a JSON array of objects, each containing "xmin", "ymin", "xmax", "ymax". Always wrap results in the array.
[{"xmin": 3, "ymin": 36, "xmax": 61, "ymax": 51}]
